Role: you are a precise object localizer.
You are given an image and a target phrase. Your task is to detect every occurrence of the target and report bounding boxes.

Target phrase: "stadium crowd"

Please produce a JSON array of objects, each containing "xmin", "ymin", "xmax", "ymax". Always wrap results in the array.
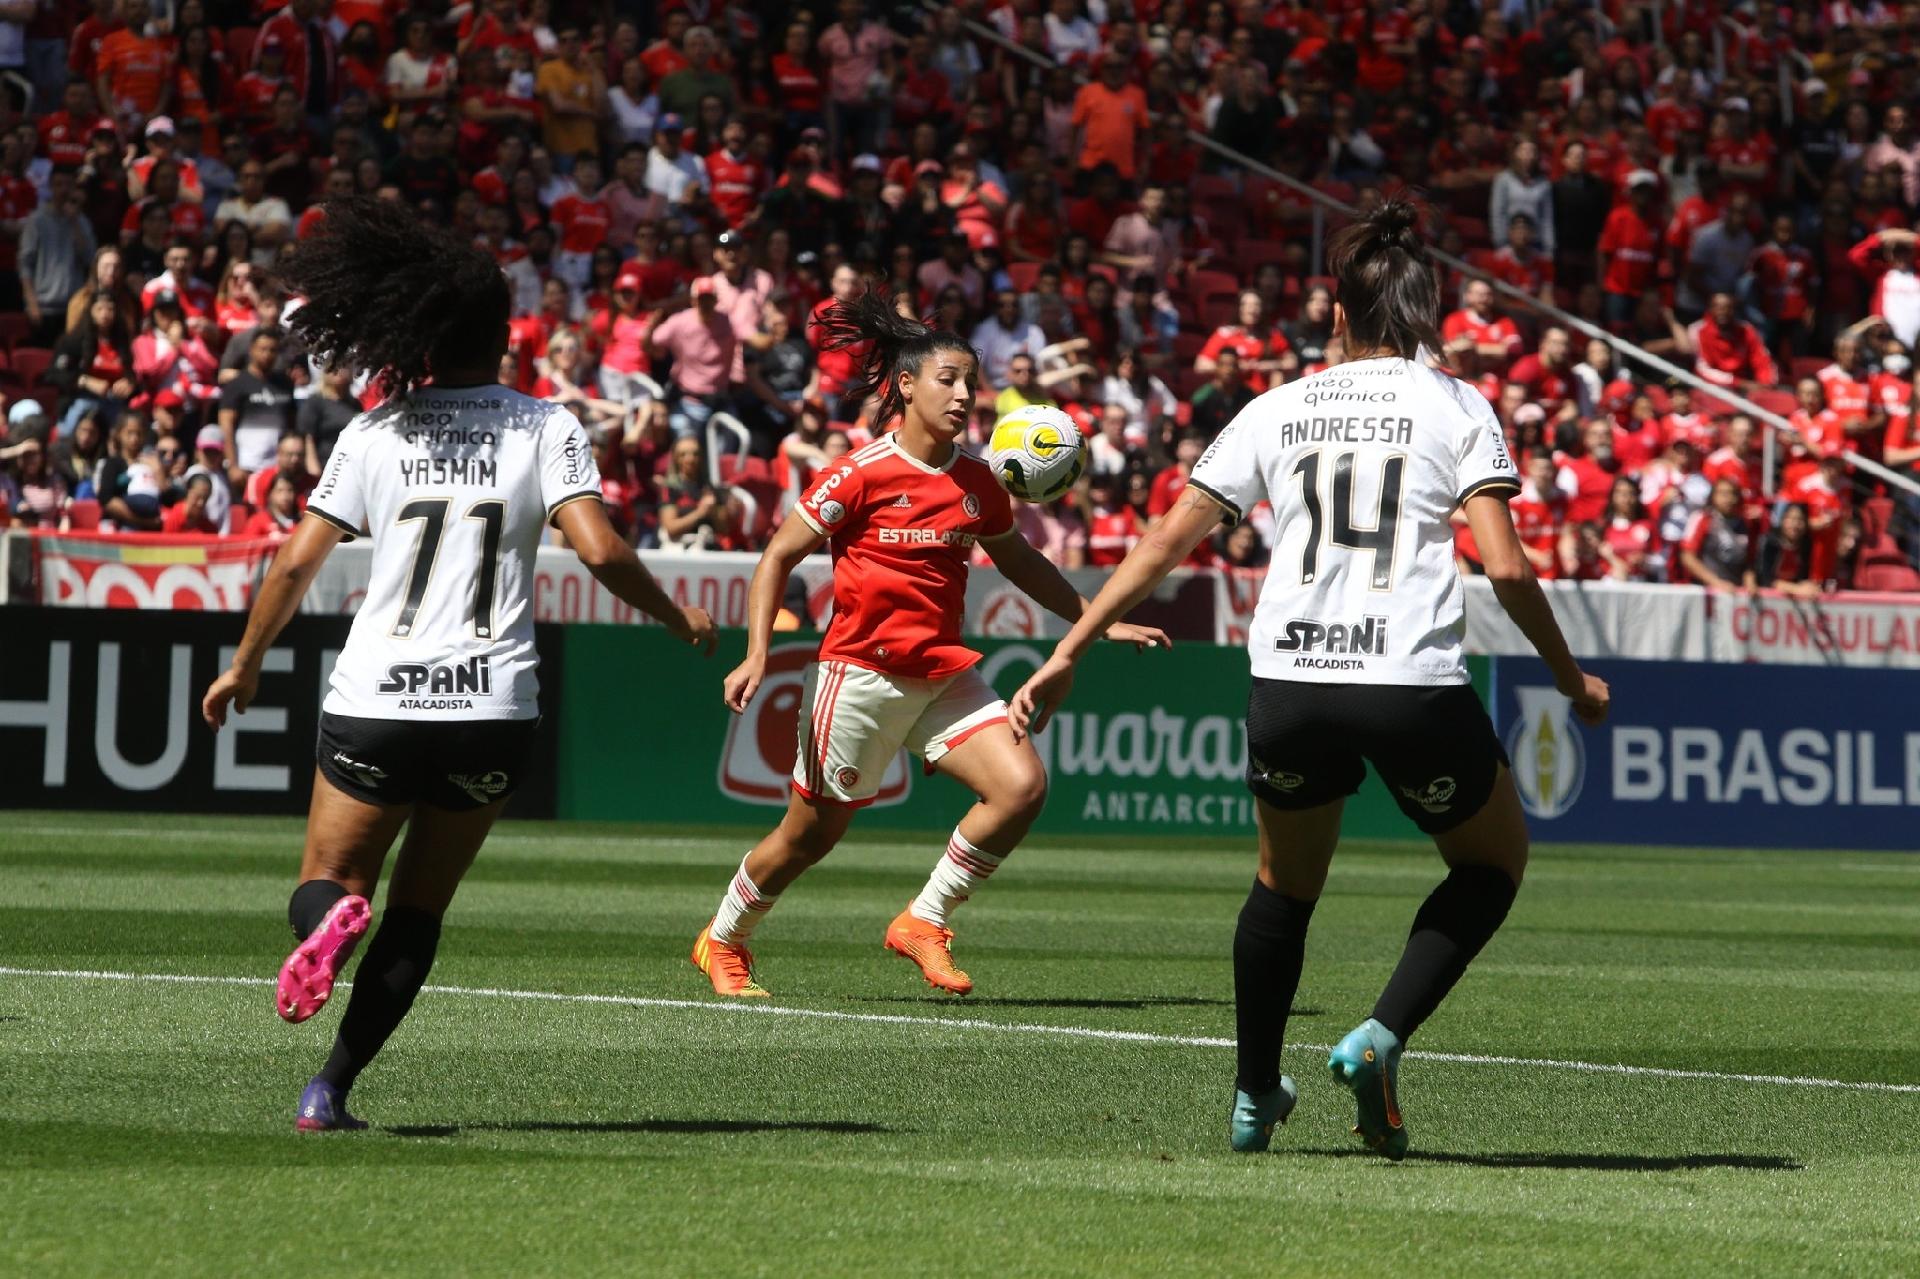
[{"xmin": 0, "ymin": 0, "xmax": 1918, "ymax": 592}]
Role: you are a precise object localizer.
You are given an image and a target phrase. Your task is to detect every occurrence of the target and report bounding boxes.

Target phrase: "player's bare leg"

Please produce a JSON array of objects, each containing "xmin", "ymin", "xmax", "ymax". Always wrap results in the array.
[
  {"xmin": 1333, "ymin": 766, "xmax": 1528, "ymax": 1160},
  {"xmin": 280, "ymin": 769, "xmax": 409, "ymax": 1025},
  {"xmin": 890, "ymin": 723, "xmax": 1049, "ymax": 994},
  {"xmin": 301, "ymin": 796, "xmax": 506, "ymax": 1127},
  {"xmin": 1230, "ymin": 796, "xmax": 1342, "ymax": 1150},
  {"xmin": 695, "ymin": 790, "xmax": 856, "ymax": 997}
]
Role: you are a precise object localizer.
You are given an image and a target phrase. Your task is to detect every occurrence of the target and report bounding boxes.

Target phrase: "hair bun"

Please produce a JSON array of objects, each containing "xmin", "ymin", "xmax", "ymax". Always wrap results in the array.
[{"xmin": 1369, "ymin": 198, "xmax": 1426, "ymax": 252}]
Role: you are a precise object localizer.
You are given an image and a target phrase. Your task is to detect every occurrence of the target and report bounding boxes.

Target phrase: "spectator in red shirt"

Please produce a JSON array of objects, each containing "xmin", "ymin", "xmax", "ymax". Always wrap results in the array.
[
  {"xmin": 1689, "ymin": 292, "xmax": 1779, "ymax": 392},
  {"xmin": 1751, "ymin": 212, "xmax": 1817, "ymax": 362},
  {"xmin": 1442, "ymin": 278, "xmax": 1524, "ymax": 381},
  {"xmin": 1556, "ymin": 419, "xmax": 1621, "ymax": 524},
  {"xmin": 705, "ymin": 120, "xmax": 765, "ymax": 231},
  {"xmin": 549, "ymin": 152, "xmax": 609, "ymax": 289},
  {"xmin": 1195, "ymin": 289, "xmax": 1294, "ymax": 394},
  {"xmin": 771, "ymin": 20, "xmax": 824, "ymax": 132},
  {"xmin": 1508, "ymin": 326, "xmax": 1576, "ymax": 417},
  {"xmin": 161, "ymin": 471, "xmax": 223, "ymax": 533},
  {"xmin": 1596, "ymin": 170, "xmax": 1662, "ymax": 326},
  {"xmin": 1600, "ymin": 475, "xmax": 1658, "ymax": 580},
  {"xmin": 1511, "ymin": 453, "xmax": 1565, "ymax": 578},
  {"xmin": 255, "ymin": 0, "xmax": 340, "ymax": 121},
  {"xmin": 38, "ymin": 81, "xmax": 106, "ymax": 169},
  {"xmin": 1083, "ymin": 469, "xmax": 1142, "ymax": 567},
  {"xmin": 94, "ymin": 0, "xmax": 171, "ymax": 124}
]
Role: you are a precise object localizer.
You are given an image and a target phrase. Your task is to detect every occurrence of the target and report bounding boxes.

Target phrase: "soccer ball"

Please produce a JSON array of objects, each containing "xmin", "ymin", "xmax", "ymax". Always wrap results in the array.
[{"xmin": 987, "ymin": 405, "xmax": 1087, "ymax": 503}]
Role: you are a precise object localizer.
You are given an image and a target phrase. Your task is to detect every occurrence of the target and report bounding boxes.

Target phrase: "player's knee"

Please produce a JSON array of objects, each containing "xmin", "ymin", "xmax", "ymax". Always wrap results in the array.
[
  {"xmin": 998, "ymin": 761, "xmax": 1049, "ymax": 819},
  {"xmin": 780, "ymin": 815, "xmax": 844, "ymax": 864}
]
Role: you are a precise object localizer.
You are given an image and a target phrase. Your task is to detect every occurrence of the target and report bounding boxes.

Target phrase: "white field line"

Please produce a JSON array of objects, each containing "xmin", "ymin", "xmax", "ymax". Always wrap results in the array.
[{"xmin": 3, "ymin": 965, "xmax": 1918, "ymax": 1096}]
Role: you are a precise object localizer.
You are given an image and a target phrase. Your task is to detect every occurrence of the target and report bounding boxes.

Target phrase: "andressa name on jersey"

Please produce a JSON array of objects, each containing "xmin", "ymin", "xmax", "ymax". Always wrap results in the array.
[{"xmin": 1269, "ymin": 415, "xmax": 1415, "ymax": 450}]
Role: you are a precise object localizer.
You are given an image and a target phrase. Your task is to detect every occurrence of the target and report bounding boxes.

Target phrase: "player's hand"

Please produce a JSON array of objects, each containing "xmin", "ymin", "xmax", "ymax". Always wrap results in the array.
[
  {"xmin": 722, "ymin": 654, "xmax": 766, "ymax": 714},
  {"xmin": 677, "ymin": 606, "xmax": 717, "ymax": 656},
  {"xmin": 1560, "ymin": 671, "xmax": 1610, "ymax": 726},
  {"xmin": 201, "ymin": 666, "xmax": 257, "ymax": 731},
  {"xmin": 1102, "ymin": 622, "xmax": 1171, "ymax": 652},
  {"xmin": 1009, "ymin": 654, "xmax": 1075, "ymax": 742}
]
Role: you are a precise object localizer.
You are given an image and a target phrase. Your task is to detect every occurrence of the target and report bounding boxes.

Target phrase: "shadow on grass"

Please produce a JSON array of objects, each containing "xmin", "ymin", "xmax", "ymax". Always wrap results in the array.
[
  {"xmin": 1301, "ymin": 1148, "xmax": 1803, "ymax": 1172},
  {"xmin": 843, "ymin": 995, "xmax": 1257, "ymax": 1011},
  {"xmin": 386, "ymin": 1118, "xmax": 893, "ymax": 1139}
]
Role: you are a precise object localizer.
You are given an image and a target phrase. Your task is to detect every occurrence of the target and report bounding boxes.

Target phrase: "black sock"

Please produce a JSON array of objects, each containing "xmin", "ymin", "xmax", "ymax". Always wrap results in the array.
[
  {"xmin": 288, "ymin": 879, "xmax": 349, "ymax": 941},
  {"xmin": 1233, "ymin": 878, "xmax": 1317, "ymax": 1096},
  {"xmin": 1370, "ymin": 865, "xmax": 1519, "ymax": 1042},
  {"xmin": 317, "ymin": 907, "xmax": 442, "ymax": 1094}
]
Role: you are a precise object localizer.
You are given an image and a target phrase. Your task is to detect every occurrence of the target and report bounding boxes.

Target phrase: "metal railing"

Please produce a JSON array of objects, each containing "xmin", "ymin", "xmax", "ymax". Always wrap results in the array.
[{"xmin": 930, "ymin": 2, "xmax": 1920, "ymax": 506}]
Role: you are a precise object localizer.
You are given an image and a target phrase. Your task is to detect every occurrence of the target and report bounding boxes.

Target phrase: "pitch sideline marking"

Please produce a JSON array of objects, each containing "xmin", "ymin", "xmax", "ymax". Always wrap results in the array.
[{"xmin": 3, "ymin": 965, "xmax": 1918, "ymax": 1096}]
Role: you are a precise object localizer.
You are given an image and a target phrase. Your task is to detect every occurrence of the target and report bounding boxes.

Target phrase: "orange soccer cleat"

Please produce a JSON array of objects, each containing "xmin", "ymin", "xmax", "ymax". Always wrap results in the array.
[
  {"xmin": 692, "ymin": 922, "xmax": 771, "ymax": 998},
  {"xmin": 884, "ymin": 907, "xmax": 974, "ymax": 995}
]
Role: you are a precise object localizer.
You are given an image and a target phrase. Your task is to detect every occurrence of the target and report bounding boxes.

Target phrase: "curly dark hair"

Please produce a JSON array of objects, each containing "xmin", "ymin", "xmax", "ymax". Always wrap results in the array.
[
  {"xmin": 811, "ymin": 287, "xmax": 975, "ymax": 426},
  {"xmin": 273, "ymin": 196, "xmax": 510, "ymax": 396}
]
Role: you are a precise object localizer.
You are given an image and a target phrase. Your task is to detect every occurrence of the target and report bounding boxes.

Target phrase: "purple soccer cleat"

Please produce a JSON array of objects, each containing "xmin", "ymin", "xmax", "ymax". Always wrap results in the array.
[
  {"xmin": 295, "ymin": 1077, "xmax": 368, "ymax": 1133},
  {"xmin": 277, "ymin": 894, "xmax": 371, "ymax": 1023}
]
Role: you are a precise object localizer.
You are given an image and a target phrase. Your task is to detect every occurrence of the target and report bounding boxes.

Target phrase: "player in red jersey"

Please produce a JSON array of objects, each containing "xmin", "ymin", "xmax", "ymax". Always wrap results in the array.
[{"xmin": 692, "ymin": 292, "xmax": 1168, "ymax": 998}]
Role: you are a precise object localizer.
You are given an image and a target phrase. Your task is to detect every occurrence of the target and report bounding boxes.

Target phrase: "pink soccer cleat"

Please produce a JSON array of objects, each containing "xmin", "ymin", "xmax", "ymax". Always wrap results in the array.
[{"xmin": 276, "ymin": 895, "xmax": 371, "ymax": 1023}]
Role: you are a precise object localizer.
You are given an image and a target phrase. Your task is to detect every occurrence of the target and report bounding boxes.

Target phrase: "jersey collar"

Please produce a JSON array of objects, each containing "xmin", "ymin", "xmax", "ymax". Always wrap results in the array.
[{"xmin": 887, "ymin": 433, "xmax": 958, "ymax": 475}]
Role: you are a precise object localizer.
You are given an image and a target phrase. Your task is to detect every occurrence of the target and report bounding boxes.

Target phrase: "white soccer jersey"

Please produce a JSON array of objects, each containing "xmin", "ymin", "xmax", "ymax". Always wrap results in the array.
[
  {"xmin": 1188, "ymin": 356, "xmax": 1519, "ymax": 685},
  {"xmin": 307, "ymin": 385, "xmax": 602, "ymax": 720}
]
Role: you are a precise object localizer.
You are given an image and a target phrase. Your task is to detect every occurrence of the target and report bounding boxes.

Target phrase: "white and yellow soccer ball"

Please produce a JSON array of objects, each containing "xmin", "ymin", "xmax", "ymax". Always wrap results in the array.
[{"xmin": 986, "ymin": 404, "xmax": 1087, "ymax": 503}]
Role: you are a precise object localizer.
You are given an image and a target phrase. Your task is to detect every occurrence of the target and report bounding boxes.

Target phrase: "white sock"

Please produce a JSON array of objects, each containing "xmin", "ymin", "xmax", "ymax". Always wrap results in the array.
[
  {"xmin": 710, "ymin": 857, "xmax": 778, "ymax": 944},
  {"xmin": 910, "ymin": 829, "xmax": 1006, "ymax": 928}
]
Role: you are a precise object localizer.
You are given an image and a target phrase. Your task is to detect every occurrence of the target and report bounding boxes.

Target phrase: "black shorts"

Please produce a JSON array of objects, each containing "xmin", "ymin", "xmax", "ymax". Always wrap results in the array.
[
  {"xmin": 1244, "ymin": 680, "xmax": 1509, "ymax": 835},
  {"xmin": 316, "ymin": 712, "xmax": 539, "ymax": 811}
]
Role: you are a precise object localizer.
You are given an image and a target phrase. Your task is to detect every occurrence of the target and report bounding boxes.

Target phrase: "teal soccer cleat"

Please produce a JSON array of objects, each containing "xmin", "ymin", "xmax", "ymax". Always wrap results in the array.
[
  {"xmin": 1229, "ymin": 1076, "xmax": 1298, "ymax": 1152},
  {"xmin": 1328, "ymin": 1019, "xmax": 1409, "ymax": 1161}
]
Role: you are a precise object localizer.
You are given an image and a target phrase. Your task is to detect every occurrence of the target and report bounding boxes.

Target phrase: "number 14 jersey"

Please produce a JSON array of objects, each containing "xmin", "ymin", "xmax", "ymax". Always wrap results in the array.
[
  {"xmin": 1188, "ymin": 356, "xmax": 1519, "ymax": 686},
  {"xmin": 307, "ymin": 385, "xmax": 601, "ymax": 720}
]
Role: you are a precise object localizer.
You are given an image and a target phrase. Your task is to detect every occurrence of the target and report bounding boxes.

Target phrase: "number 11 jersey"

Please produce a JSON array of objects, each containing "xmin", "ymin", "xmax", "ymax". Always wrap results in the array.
[
  {"xmin": 1188, "ymin": 356, "xmax": 1519, "ymax": 686},
  {"xmin": 307, "ymin": 385, "xmax": 601, "ymax": 720}
]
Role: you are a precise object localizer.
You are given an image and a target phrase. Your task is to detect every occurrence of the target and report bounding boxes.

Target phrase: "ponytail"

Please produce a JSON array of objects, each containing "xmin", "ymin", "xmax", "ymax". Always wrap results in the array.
[
  {"xmin": 1326, "ymin": 196, "xmax": 1441, "ymax": 360},
  {"xmin": 813, "ymin": 288, "xmax": 974, "ymax": 426}
]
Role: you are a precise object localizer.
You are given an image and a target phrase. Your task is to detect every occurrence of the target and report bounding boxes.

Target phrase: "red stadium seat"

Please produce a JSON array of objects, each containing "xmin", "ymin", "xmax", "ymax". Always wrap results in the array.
[
  {"xmin": 0, "ymin": 313, "xmax": 29, "ymax": 351},
  {"xmin": 1450, "ymin": 215, "xmax": 1491, "ymax": 247},
  {"xmin": 1191, "ymin": 174, "xmax": 1240, "ymax": 205},
  {"xmin": 9, "ymin": 347, "xmax": 52, "ymax": 385},
  {"xmin": 1862, "ymin": 497, "xmax": 1896, "ymax": 540},
  {"xmin": 1789, "ymin": 356, "xmax": 1827, "ymax": 382},
  {"xmin": 1239, "ymin": 238, "xmax": 1290, "ymax": 269},
  {"xmin": 1006, "ymin": 261, "xmax": 1041, "ymax": 294},
  {"xmin": 224, "ymin": 25, "xmax": 258, "ymax": 67},
  {"xmin": 1855, "ymin": 562, "xmax": 1920, "ymax": 592},
  {"xmin": 1198, "ymin": 291, "xmax": 1240, "ymax": 331},
  {"xmin": 1172, "ymin": 332, "xmax": 1208, "ymax": 365},
  {"xmin": 65, "ymin": 498, "xmax": 101, "ymax": 531},
  {"xmin": 1186, "ymin": 269, "xmax": 1239, "ymax": 300},
  {"xmin": 1748, "ymin": 388, "xmax": 1798, "ymax": 417}
]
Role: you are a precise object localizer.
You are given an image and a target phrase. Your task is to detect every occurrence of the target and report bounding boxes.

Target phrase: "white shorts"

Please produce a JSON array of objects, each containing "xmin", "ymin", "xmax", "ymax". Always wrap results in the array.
[{"xmin": 792, "ymin": 660, "xmax": 1008, "ymax": 807}]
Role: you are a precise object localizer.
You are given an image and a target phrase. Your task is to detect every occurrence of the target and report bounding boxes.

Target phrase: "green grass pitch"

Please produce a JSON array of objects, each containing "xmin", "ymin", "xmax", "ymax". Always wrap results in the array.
[{"xmin": 3, "ymin": 809, "xmax": 1918, "ymax": 1277}]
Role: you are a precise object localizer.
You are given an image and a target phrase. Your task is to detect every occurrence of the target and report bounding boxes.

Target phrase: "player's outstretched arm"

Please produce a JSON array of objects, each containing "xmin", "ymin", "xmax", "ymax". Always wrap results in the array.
[
  {"xmin": 724, "ymin": 514, "xmax": 827, "ymax": 714},
  {"xmin": 1007, "ymin": 488, "xmax": 1218, "ymax": 741},
  {"xmin": 554, "ymin": 497, "xmax": 717, "ymax": 656},
  {"xmin": 202, "ymin": 514, "xmax": 346, "ymax": 730},
  {"xmin": 981, "ymin": 529, "xmax": 1170, "ymax": 651},
  {"xmin": 1463, "ymin": 493, "xmax": 1610, "ymax": 726}
]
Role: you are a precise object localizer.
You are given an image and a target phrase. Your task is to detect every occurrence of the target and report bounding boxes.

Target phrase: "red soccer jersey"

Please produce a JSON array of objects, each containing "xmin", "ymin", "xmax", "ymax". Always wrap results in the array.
[
  {"xmin": 771, "ymin": 52, "xmax": 823, "ymax": 113},
  {"xmin": 0, "ymin": 177, "xmax": 36, "ymax": 271},
  {"xmin": 1197, "ymin": 325, "xmax": 1288, "ymax": 393},
  {"xmin": 1086, "ymin": 505, "xmax": 1141, "ymax": 566},
  {"xmin": 1441, "ymin": 309, "xmax": 1523, "ymax": 363},
  {"xmin": 550, "ymin": 192, "xmax": 611, "ymax": 254},
  {"xmin": 1817, "ymin": 363, "xmax": 1871, "ymax": 421},
  {"xmin": 1558, "ymin": 456, "xmax": 1617, "ymax": 524},
  {"xmin": 1510, "ymin": 489, "xmax": 1563, "ymax": 577},
  {"xmin": 38, "ymin": 111, "xmax": 105, "ymax": 166},
  {"xmin": 1751, "ymin": 241, "xmax": 1815, "ymax": 321},
  {"xmin": 704, "ymin": 149, "xmax": 764, "ymax": 230},
  {"xmin": 1598, "ymin": 206, "xmax": 1660, "ymax": 295},
  {"xmin": 795, "ymin": 435, "xmax": 1015, "ymax": 680}
]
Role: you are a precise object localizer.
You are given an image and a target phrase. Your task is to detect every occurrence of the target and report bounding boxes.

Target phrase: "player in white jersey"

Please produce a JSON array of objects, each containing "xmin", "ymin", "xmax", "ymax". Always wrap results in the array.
[
  {"xmin": 1010, "ymin": 200, "xmax": 1610, "ymax": 1160},
  {"xmin": 199, "ymin": 198, "xmax": 716, "ymax": 1132}
]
